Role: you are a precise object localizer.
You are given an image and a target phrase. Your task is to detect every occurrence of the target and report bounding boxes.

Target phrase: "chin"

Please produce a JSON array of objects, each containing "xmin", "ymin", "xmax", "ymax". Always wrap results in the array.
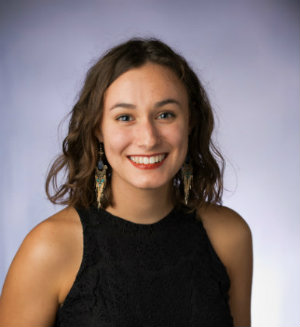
[{"xmin": 132, "ymin": 178, "xmax": 171, "ymax": 191}]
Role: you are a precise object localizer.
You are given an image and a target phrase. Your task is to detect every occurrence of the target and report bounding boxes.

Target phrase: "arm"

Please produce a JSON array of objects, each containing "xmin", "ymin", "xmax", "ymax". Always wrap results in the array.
[
  {"xmin": 0, "ymin": 208, "xmax": 81, "ymax": 326},
  {"xmin": 198, "ymin": 205, "xmax": 253, "ymax": 327}
]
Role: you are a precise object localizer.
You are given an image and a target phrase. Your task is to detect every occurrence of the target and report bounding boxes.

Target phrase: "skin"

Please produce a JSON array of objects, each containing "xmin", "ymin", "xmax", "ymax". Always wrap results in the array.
[
  {"xmin": 0, "ymin": 63, "xmax": 252, "ymax": 326},
  {"xmin": 198, "ymin": 205, "xmax": 253, "ymax": 326}
]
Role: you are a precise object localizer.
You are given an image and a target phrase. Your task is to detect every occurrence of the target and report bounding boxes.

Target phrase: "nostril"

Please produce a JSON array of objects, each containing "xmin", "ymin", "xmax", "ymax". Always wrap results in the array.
[{"xmin": 135, "ymin": 123, "xmax": 161, "ymax": 147}]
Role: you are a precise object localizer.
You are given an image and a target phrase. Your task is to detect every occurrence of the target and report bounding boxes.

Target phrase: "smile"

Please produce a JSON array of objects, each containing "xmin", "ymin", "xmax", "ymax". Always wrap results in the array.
[{"xmin": 128, "ymin": 153, "xmax": 167, "ymax": 169}]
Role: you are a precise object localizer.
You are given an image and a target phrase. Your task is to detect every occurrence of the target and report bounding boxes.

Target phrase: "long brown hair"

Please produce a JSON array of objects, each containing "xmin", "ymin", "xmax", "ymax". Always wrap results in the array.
[{"xmin": 45, "ymin": 37, "xmax": 224, "ymax": 209}]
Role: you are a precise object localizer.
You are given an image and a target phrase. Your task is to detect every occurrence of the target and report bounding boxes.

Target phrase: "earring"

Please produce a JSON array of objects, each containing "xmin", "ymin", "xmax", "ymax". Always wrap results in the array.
[
  {"xmin": 95, "ymin": 143, "xmax": 108, "ymax": 209},
  {"xmin": 181, "ymin": 157, "xmax": 193, "ymax": 205}
]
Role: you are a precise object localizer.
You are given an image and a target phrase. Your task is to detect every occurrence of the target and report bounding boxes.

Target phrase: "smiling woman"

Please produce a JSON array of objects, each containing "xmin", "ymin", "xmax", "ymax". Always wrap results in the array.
[{"xmin": 0, "ymin": 38, "xmax": 252, "ymax": 327}]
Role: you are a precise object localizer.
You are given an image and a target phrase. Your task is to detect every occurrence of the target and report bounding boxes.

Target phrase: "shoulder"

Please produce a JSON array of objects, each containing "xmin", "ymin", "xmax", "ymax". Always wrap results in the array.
[
  {"xmin": 197, "ymin": 204, "xmax": 251, "ymax": 239},
  {"xmin": 196, "ymin": 204, "xmax": 252, "ymax": 271},
  {"xmin": 19, "ymin": 207, "xmax": 81, "ymax": 267},
  {"xmin": 18, "ymin": 206, "xmax": 83, "ymax": 293},
  {"xmin": 3, "ymin": 206, "xmax": 82, "ymax": 289},
  {"xmin": 197, "ymin": 204, "xmax": 253, "ymax": 325},
  {"xmin": 0, "ymin": 207, "xmax": 82, "ymax": 324}
]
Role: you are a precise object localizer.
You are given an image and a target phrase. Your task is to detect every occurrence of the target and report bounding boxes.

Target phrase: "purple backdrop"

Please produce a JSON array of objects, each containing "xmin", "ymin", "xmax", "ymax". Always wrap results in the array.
[{"xmin": 0, "ymin": 0, "xmax": 299, "ymax": 325}]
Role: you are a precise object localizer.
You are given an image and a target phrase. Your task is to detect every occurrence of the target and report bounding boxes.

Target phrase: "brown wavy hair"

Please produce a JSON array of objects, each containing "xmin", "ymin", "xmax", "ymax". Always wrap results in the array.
[{"xmin": 45, "ymin": 37, "xmax": 224, "ymax": 209}]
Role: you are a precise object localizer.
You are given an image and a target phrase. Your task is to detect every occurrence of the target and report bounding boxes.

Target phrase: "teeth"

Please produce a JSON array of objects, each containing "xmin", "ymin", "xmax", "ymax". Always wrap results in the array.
[{"xmin": 129, "ymin": 154, "xmax": 166, "ymax": 164}]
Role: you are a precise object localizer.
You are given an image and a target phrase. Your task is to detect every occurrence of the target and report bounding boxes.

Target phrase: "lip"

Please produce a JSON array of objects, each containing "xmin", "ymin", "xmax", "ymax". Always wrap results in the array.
[{"xmin": 127, "ymin": 153, "xmax": 168, "ymax": 170}]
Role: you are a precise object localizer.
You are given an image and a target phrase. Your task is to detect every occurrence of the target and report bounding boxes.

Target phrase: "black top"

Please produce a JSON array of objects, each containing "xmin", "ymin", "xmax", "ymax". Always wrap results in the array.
[{"xmin": 54, "ymin": 206, "xmax": 233, "ymax": 326}]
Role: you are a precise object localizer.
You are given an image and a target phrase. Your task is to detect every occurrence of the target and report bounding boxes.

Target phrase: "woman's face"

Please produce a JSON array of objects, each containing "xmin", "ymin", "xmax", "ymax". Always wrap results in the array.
[{"xmin": 99, "ymin": 62, "xmax": 189, "ymax": 193}]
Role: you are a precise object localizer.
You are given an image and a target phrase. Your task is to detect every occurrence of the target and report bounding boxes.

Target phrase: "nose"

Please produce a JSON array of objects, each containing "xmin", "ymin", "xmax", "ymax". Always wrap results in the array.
[{"xmin": 135, "ymin": 119, "xmax": 161, "ymax": 149}]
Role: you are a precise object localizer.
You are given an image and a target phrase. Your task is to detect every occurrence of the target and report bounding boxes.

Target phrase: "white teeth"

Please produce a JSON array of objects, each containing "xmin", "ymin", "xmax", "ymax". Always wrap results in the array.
[{"xmin": 129, "ymin": 154, "xmax": 166, "ymax": 164}]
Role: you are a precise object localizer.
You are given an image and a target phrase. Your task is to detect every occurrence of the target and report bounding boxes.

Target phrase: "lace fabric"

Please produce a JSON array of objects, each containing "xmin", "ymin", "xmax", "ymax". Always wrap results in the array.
[{"xmin": 54, "ymin": 206, "xmax": 233, "ymax": 326}]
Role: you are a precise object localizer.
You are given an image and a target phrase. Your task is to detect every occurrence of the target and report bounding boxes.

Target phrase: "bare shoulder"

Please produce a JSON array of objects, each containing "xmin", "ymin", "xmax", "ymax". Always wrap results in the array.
[
  {"xmin": 197, "ymin": 204, "xmax": 253, "ymax": 326},
  {"xmin": 0, "ymin": 207, "xmax": 82, "ymax": 325},
  {"xmin": 197, "ymin": 204, "xmax": 252, "ymax": 246},
  {"xmin": 13, "ymin": 206, "xmax": 83, "ymax": 298},
  {"xmin": 196, "ymin": 204, "xmax": 252, "ymax": 276},
  {"xmin": 32, "ymin": 206, "xmax": 81, "ymax": 246},
  {"xmin": 17, "ymin": 206, "xmax": 81, "ymax": 269}
]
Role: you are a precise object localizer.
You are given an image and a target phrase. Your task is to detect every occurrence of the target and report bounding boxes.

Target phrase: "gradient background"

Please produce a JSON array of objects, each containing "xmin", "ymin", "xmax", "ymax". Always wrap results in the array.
[{"xmin": 0, "ymin": 0, "xmax": 299, "ymax": 325}]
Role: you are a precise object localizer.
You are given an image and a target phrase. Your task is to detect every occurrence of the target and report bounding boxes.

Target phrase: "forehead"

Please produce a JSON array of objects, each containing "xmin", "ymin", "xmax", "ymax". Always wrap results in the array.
[{"xmin": 103, "ymin": 63, "xmax": 188, "ymax": 106}]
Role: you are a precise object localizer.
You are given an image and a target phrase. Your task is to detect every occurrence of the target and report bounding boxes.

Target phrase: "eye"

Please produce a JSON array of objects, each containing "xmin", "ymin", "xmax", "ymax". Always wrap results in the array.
[
  {"xmin": 157, "ymin": 112, "xmax": 176, "ymax": 120},
  {"xmin": 116, "ymin": 114, "xmax": 133, "ymax": 122}
]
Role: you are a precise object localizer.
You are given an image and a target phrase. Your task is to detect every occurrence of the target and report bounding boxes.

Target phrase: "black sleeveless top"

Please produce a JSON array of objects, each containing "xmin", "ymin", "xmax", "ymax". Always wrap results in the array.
[{"xmin": 54, "ymin": 206, "xmax": 233, "ymax": 326}]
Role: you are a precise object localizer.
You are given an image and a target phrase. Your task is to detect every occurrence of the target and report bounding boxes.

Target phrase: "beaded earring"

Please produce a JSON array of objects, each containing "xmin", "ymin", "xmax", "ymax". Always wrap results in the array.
[
  {"xmin": 95, "ymin": 143, "xmax": 108, "ymax": 209},
  {"xmin": 181, "ymin": 156, "xmax": 193, "ymax": 205}
]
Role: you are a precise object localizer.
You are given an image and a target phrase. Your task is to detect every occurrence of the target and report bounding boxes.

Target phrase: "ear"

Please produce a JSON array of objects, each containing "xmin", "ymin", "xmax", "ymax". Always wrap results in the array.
[{"xmin": 95, "ymin": 128, "xmax": 104, "ymax": 142}]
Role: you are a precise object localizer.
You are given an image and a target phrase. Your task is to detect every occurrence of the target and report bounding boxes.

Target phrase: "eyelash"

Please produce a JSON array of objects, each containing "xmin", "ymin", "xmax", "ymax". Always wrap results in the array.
[
  {"xmin": 157, "ymin": 112, "xmax": 176, "ymax": 119},
  {"xmin": 116, "ymin": 114, "xmax": 133, "ymax": 122},
  {"xmin": 115, "ymin": 111, "xmax": 176, "ymax": 122}
]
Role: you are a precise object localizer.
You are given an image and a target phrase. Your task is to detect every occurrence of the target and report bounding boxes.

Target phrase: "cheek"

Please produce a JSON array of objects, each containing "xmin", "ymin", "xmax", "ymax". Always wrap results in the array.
[
  {"xmin": 101, "ymin": 125, "xmax": 130, "ymax": 159},
  {"xmin": 169, "ymin": 119, "xmax": 188, "ymax": 144},
  {"xmin": 162, "ymin": 123, "xmax": 189, "ymax": 154}
]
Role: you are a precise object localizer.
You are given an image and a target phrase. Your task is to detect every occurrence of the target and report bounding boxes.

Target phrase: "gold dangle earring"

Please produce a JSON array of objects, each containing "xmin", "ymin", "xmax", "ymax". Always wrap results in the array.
[
  {"xmin": 181, "ymin": 156, "xmax": 193, "ymax": 205},
  {"xmin": 95, "ymin": 143, "xmax": 108, "ymax": 209}
]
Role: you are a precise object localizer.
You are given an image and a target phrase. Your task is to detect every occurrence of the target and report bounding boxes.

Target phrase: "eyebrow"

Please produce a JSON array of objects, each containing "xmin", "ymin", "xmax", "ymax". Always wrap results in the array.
[{"xmin": 109, "ymin": 98, "xmax": 181, "ymax": 111}]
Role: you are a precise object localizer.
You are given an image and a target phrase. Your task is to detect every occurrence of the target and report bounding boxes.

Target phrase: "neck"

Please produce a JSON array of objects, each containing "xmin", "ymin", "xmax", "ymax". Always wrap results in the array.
[{"xmin": 105, "ymin": 175, "xmax": 174, "ymax": 224}]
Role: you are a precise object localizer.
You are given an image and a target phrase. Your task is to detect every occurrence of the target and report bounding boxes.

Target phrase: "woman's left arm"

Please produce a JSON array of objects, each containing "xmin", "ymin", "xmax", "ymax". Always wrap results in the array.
[{"xmin": 198, "ymin": 205, "xmax": 253, "ymax": 327}]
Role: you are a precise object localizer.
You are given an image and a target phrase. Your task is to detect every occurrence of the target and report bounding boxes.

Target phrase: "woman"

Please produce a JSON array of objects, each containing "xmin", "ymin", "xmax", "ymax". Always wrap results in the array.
[{"xmin": 0, "ymin": 38, "xmax": 252, "ymax": 326}]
